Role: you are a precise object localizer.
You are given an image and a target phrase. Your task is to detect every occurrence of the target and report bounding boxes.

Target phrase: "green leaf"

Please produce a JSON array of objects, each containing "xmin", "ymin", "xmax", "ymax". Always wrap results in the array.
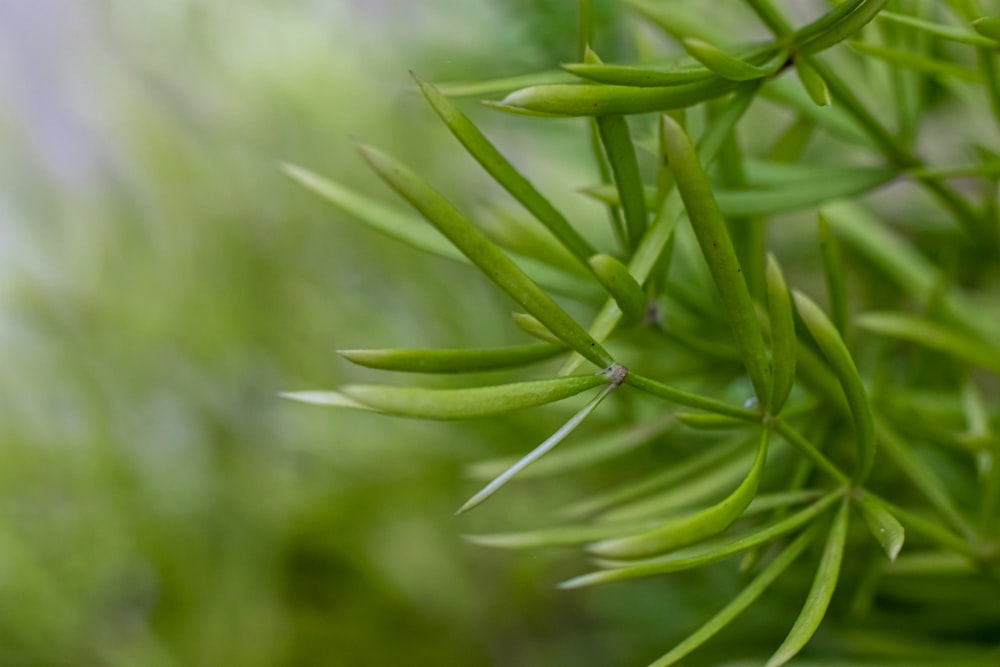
[
  {"xmin": 876, "ymin": 420, "xmax": 977, "ymax": 539},
  {"xmin": 414, "ymin": 75, "xmax": 597, "ymax": 265},
  {"xmin": 465, "ymin": 413, "xmax": 674, "ymax": 481},
  {"xmin": 660, "ymin": 115, "xmax": 772, "ymax": 403},
  {"xmin": 464, "ymin": 520, "xmax": 653, "ymax": 550},
  {"xmin": 675, "ymin": 412, "xmax": 750, "ymax": 430},
  {"xmin": 766, "ymin": 498, "xmax": 850, "ymax": 667},
  {"xmin": 849, "ymin": 41, "xmax": 986, "ymax": 84},
  {"xmin": 588, "ymin": 254, "xmax": 647, "ymax": 322},
  {"xmin": 560, "ymin": 490, "xmax": 841, "ymax": 588},
  {"xmin": 279, "ymin": 391, "xmax": 375, "ymax": 410},
  {"xmin": 599, "ymin": 446, "xmax": 760, "ymax": 524},
  {"xmin": 595, "ymin": 114, "xmax": 648, "ymax": 251},
  {"xmin": 456, "ymin": 380, "xmax": 618, "ymax": 513},
  {"xmin": 356, "ymin": 143, "xmax": 614, "ymax": 367},
  {"xmin": 971, "ymin": 17, "xmax": 1000, "ymax": 43},
  {"xmin": 435, "ymin": 70, "xmax": 575, "ymax": 98},
  {"xmin": 856, "ymin": 311, "xmax": 1000, "ymax": 374},
  {"xmin": 797, "ymin": 0, "xmax": 889, "ymax": 56},
  {"xmin": 281, "ymin": 162, "xmax": 463, "ymax": 261},
  {"xmin": 282, "ymin": 163, "xmax": 596, "ymax": 300},
  {"xmin": 563, "ymin": 62, "xmax": 714, "ymax": 87},
  {"xmin": 765, "ymin": 255, "xmax": 796, "ymax": 415},
  {"xmin": 625, "ymin": 373, "xmax": 762, "ymax": 421},
  {"xmin": 648, "ymin": 527, "xmax": 818, "ymax": 667},
  {"xmin": 511, "ymin": 312, "xmax": 563, "ymax": 344},
  {"xmin": 314, "ymin": 374, "xmax": 606, "ymax": 420},
  {"xmin": 336, "ymin": 343, "xmax": 564, "ymax": 374},
  {"xmin": 558, "ymin": 436, "xmax": 748, "ymax": 519},
  {"xmin": 682, "ymin": 39, "xmax": 786, "ymax": 81},
  {"xmin": 625, "ymin": 0, "xmax": 726, "ymax": 43},
  {"xmin": 560, "ymin": 85, "xmax": 759, "ymax": 376},
  {"xmin": 818, "ymin": 214, "xmax": 849, "ymax": 335},
  {"xmin": 582, "ymin": 166, "xmax": 894, "ymax": 218},
  {"xmin": 588, "ymin": 428, "xmax": 769, "ymax": 559},
  {"xmin": 878, "ymin": 11, "xmax": 997, "ymax": 48},
  {"xmin": 795, "ymin": 57, "xmax": 831, "ymax": 107},
  {"xmin": 793, "ymin": 291, "xmax": 875, "ymax": 484},
  {"xmin": 856, "ymin": 493, "xmax": 905, "ymax": 561},
  {"xmin": 494, "ymin": 78, "xmax": 746, "ymax": 117}
]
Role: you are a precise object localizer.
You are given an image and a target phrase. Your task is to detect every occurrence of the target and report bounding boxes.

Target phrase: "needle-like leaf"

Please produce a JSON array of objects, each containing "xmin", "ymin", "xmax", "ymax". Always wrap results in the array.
[
  {"xmin": 302, "ymin": 374, "xmax": 607, "ymax": 420},
  {"xmin": 337, "ymin": 343, "xmax": 564, "ymax": 374},
  {"xmin": 766, "ymin": 498, "xmax": 850, "ymax": 667},
  {"xmin": 588, "ymin": 428, "xmax": 769, "ymax": 559},
  {"xmin": 356, "ymin": 143, "xmax": 614, "ymax": 367},
  {"xmin": 648, "ymin": 527, "xmax": 818, "ymax": 667},
  {"xmin": 660, "ymin": 115, "xmax": 772, "ymax": 403},
  {"xmin": 765, "ymin": 255, "xmax": 796, "ymax": 415},
  {"xmin": 793, "ymin": 291, "xmax": 875, "ymax": 483},
  {"xmin": 455, "ymin": 378, "xmax": 620, "ymax": 513}
]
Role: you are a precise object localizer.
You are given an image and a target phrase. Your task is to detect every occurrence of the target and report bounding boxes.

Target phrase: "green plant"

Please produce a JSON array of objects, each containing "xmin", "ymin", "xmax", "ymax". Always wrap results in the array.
[{"xmin": 285, "ymin": 1, "xmax": 1000, "ymax": 664}]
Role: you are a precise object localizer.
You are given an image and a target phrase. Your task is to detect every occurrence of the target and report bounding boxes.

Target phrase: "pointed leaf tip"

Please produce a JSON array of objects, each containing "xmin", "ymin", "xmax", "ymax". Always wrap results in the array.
[{"xmin": 857, "ymin": 494, "xmax": 904, "ymax": 561}]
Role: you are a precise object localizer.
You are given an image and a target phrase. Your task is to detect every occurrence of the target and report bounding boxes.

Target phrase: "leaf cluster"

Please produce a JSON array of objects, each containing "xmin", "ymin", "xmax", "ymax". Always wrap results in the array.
[{"xmin": 286, "ymin": 1, "xmax": 1000, "ymax": 664}]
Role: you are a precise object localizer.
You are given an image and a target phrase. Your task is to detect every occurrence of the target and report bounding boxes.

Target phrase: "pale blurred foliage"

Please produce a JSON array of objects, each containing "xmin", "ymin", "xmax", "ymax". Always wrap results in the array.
[{"xmin": 0, "ymin": 1, "xmax": 655, "ymax": 665}]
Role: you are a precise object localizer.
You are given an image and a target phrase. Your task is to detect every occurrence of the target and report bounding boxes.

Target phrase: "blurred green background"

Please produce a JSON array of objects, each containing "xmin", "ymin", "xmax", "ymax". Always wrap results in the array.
[{"xmin": 0, "ymin": 1, "xmax": 691, "ymax": 665}]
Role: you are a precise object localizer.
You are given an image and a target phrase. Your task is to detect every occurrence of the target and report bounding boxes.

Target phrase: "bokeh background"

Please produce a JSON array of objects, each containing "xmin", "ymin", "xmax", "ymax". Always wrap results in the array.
[{"xmin": 0, "ymin": 1, "xmax": 692, "ymax": 665}]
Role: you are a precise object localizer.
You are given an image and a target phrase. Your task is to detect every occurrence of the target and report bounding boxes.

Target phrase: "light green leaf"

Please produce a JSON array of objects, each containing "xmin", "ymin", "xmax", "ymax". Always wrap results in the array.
[
  {"xmin": 973, "ymin": 17, "xmax": 1000, "ymax": 42},
  {"xmin": 676, "ymin": 412, "xmax": 750, "ymax": 430},
  {"xmin": 512, "ymin": 311, "xmax": 562, "ymax": 344},
  {"xmin": 560, "ymin": 85, "xmax": 759, "ymax": 376},
  {"xmin": 648, "ymin": 527, "xmax": 818, "ymax": 667},
  {"xmin": 856, "ymin": 493, "xmax": 905, "ymax": 561},
  {"xmin": 793, "ymin": 291, "xmax": 875, "ymax": 484},
  {"xmin": 856, "ymin": 311, "xmax": 1000, "ymax": 374},
  {"xmin": 356, "ymin": 143, "xmax": 614, "ymax": 367},
  {"xmin": 588, "ymin": 428, "xmax": 768, "ymax": 559},
  {"xmin": 336, "ymin": 344, "xmax": 564, "ymax": 374},
  {"xmin": 464, "ymin": 520, "xmax": 653, "ymax": 550},
  {"xmin": 765, "ymin": 255, "xmax": 796, "ymax": 415},
  {"xmin": 281, "ymin": 162, "xmax": 463, "ymax": 261},
  {"xmin": 588, "ymin": 254, "xmax": 647, "ymax": 322},
  {"xmin": 625, "ymin": 373, "xmax": 762, "ymax": 421},
  {"xmin": 279, "ymin": 391, "xmax": 375, "ymax": 410},
  {"xmin": 326, "ymin": 374, "xmax": 606, "ymax": 420},
  {"xmin": 465, "ymin": 413, "xmax": 674, "ymax": 481},
  {"xmin": 766, "ymin": 498, "xmax": 850, "ymax": 667},
  {"xmin": 495, "ymin": 78, "xmax": 746, "ymax": 117},
  {"xmin": 560, "ymin": 490, "xmax": 841, "ymax": 588},
  {"xmin": 660, "ymin": 115, "xmax": 771, "ymax": 403},
  {"xmin": 455, "ymin": 379, "xmax": 619, "ymax": 513},
  {"xmin": 595, "ymin": 113, "xmax": 648, "ymax": 251},
  {"xmin": 682, "ymin": 39, "xmax": 786, "ymax": 81},
  {"xmin": 797, "ymin": 0, "xmax": 889, "ymax": 56},
  {"xmin": 283, "ymin": 162, "xmax": 595, "ymax": 300},
  {"xmin": 582, "ymin": 166, "xmax": 894, "ymax": 218},
  {"xmin": 558, "ymin": 436, "xmax": 748, "ymax": 519},
  {"xmin": 435, "ymin": 70, "xmax": 575, "ymax": 98},
  {"xmin": 795, "ymin": 57, "xmax": 831, "ymax": 107},
  {"xmin": 563, "ymin": 62, "xmax": 713, "ymax": 87},
  {"xmin": 849, "ymin": 41, "xmax": 985, "ymax": 83},
  {"xmin": 818, "ymin": 214, "xmax": 848, "ymax": 335},
  {"xmin": 876, "ymin": 11, "xmax": 996, "ymax": 47},
  {"xmin": 414, "ymin": 75, "xmax": 597, "ymax": 265}
]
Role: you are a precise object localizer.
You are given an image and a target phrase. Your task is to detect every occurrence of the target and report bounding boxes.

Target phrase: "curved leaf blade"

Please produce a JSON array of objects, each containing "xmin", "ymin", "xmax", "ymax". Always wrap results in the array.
[
  {"xmin": 766, "ymin": 499, "xmax": 850, "ymax": 667},
  {"xmin": 561, "ymin": 490, "xmax": 841, "ymax": 588},
  {"xmin": 793, "ymin": 291, "xmax": 875, "ymax": 483},
  {"xmin": 356, "ymin": 143, "xmax": 614, "ymax": 367},
  {"xmin": 336, "ymin": 374, "xmax": 606, "ymax": 420},
  {"xmin": 649, "ymin": 527, "xmax": 818, "ymax": 667},
  {"xmin": 589, "ymin": 428, "xmax": 769, "ymax": 559},
  {"xmin": 337, "ymin": 343, "xmax": 564, "ymax": 374}
]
